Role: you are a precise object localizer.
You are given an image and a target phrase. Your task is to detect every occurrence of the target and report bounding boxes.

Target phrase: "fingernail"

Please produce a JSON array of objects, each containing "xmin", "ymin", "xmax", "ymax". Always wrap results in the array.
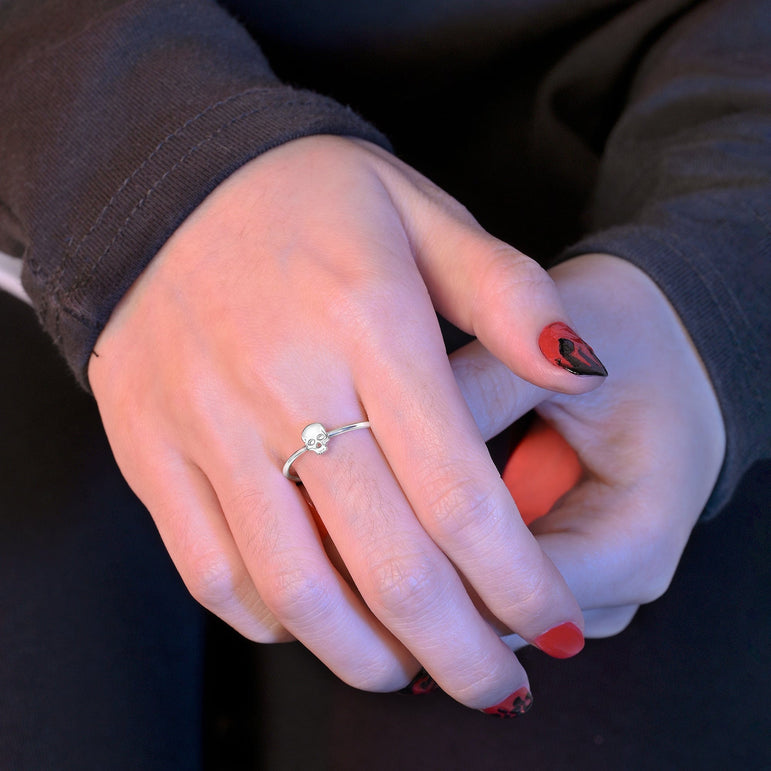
[
  {"xmin": 533, "ymin": 621, "xmax": 585, "ymax": 659},
  {"xmin": 399, "ymin": 668, "xmax": 439, "ymax": 695},
  {"xmin": 481, "ymin": 686, "xmax": 533, "ymax": 718},
  {"xmin": 539, "ymin": 322, "xmax": 608, "ymax": 377}
]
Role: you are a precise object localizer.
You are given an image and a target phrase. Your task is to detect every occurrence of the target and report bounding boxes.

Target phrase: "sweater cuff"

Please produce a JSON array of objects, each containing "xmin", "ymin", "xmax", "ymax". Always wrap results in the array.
[{"xmin": 21, "ymin": 87, "xmax": 389, "ymax": 389}]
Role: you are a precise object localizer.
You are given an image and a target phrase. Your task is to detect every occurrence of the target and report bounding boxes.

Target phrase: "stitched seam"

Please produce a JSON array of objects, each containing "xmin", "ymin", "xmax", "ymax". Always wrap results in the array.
[
  {"xmin": 51, "ymin": 97, "xmax": 318, "ymax": 339},
  {"xmin": 68, "ymin": 97, "xmax": 314, "ymax": 294},
  {"xmin": 46, "ymin": 86, "xmax": 275, "ymax": 297}
]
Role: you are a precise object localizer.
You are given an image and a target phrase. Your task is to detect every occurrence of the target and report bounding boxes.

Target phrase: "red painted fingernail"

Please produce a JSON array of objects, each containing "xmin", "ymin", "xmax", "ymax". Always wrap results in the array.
[
  {"xmin": 538, "ymin": 322, "xmax": 608, "ymax": 377},
  {"xmin": 481, "ymin": 686, "xmax": 533, "ymax": 718},
  {"xmin": 533, "ymin": 621, "xmax": 585, "ymax": 659},
  {"xmin": 399, "ymin": 668, "xmax": 439, "ymax": 695}
]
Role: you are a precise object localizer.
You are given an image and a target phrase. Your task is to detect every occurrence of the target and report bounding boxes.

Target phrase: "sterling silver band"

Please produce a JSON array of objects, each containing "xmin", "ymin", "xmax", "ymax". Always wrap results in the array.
[{"xmin": 282, "ymin": 421, "xmax": 371, "ymax": 482}]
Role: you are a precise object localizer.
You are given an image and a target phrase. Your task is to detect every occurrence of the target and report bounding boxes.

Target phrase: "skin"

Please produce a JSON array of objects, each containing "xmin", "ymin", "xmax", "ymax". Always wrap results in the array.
[
  {"xmin": 88, "ymin": 136, "xmax": 606, "ymax": 711},
  {"xmin": 89, "ymin": 136, "xmax": 725, "ymax": 709},
  {"xmin": 452, "ymin": 254, "xmax": 726, "ymax": 647}
]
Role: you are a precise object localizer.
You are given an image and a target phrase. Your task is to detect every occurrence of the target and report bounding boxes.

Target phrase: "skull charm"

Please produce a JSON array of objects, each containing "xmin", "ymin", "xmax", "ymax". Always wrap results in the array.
[{"xmin": 302, "ymin": 423, "xmax": 329, "ymax": 454}]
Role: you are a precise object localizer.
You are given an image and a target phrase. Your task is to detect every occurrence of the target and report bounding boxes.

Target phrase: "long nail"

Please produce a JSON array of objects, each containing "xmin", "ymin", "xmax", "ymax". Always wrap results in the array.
[
  {"xmin": 533, "ymin": 621, "xmax": 585, "ymax": 659},
  {"xmin": 480, "ymin": 686, "xmax": 533, "ymax": 718},
  {"xmin": 399, "ymin": 668, "xmax": 439, "ymax": 695},
  {"xmin": 539, "ymin": 322, "xmax": 608, "ymax": 377}
]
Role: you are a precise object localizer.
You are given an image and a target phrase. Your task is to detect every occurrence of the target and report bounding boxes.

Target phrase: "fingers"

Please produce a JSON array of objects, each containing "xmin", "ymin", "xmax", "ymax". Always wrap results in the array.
[
  {"xmin": 191, "ymin": 422, "xmax": 423, "ymax": 692},
  {"xmin": 238, "ymin": 299, "xmax": 584, "ymax": 707},
  {"xmin": 451, "ymin": 339, "xmax": 694, "ymax": 615},
  {"xmin": 124, "ymin": 447, "xmax": 293, "ymax": 643},
  {"xmin": 350, "ymin": 308, "xmax": 585, "ymax": 672},
  {"xmin": 171, "ymin": 402, "xmax": 534, "ymax": 706},
  {"xmin": 100, "ymin": 384, "xmax": 424, "ymax": 692},
  {"xmin": 443, "ymin": 233, "xmax": 606, "ymax": 393},
  {"xmin": 298, "ymin": 427, "xmax": 530, "ymax": 707},
  {"xmin": 450, "ymin": 337, "xmax": 679, "ymax": 631},
  {"xmin": 531, "ymin": 480, "xmax": 693, "ymax": 612}
]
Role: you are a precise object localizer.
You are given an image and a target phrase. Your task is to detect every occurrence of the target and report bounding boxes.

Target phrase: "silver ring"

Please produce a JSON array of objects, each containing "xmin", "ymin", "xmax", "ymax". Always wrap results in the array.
[{"xmin": 282, "ymin": 421, "xmax": 371, "ymax": 482}]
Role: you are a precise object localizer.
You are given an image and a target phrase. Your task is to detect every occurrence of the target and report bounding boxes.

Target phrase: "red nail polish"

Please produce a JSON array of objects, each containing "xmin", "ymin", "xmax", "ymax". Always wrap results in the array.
[
  {"xmin": 481, "ymin": 686, "xmax": 533, "ymax": 718},
  {"xmin": 399, "ymin": 668, "xmax": 439, "ymax": 695},
  {"xmin": 539, "ymin": 322, "xmax": 608, "ymax": 377},
  {"xmin": 533, "ymin": 621, "xmax": 585, "ymax": 659}
]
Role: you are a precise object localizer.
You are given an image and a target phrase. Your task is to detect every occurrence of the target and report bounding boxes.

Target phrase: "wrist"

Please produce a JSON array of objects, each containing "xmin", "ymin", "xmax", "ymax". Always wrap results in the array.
[{"xmin": 549, "ymin": 253, "xmax": 726, "ymax": 512}]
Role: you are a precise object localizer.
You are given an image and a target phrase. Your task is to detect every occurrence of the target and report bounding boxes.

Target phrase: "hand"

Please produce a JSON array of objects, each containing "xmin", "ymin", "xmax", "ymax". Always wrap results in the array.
[
  {"xmin": 88, "ymin": 136, "xmax": 606, "ymax": 713},
  {"xmin": 452, "ymin": 254, "xmax": 726, "ymax": 645}
]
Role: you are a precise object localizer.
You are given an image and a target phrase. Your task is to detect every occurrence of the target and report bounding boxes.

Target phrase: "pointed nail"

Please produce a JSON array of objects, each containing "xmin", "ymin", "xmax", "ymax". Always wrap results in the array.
[
  {"xmin": 533, "ymin": 621, "xmax": 585, "ymax": 659},
  {"xmin": 399, "ymin": 668, "xmax": 439, "ymax": 695},
  {"xmin": 539, "ymin": 322, "xmax": 608, "ymax": 377},
  {"xmin": 480, "ymin": 686, "xmax": 533, "ymax": 718}
]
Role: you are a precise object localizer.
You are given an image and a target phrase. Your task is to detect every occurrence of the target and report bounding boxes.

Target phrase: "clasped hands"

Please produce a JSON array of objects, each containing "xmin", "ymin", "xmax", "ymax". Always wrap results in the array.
[{"xmin": 89, "ymin": 136, "xmax": 725, "ymax": 715}]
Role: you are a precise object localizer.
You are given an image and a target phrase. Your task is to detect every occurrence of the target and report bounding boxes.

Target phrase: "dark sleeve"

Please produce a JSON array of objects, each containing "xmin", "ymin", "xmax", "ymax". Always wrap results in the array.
[
  {"xmin": 552, "ymin": 0, "xmax": 771, "ymax": 518},
  {"xmin": 0, "ymin": 0, "xmax": 389, "ymax": 387}
]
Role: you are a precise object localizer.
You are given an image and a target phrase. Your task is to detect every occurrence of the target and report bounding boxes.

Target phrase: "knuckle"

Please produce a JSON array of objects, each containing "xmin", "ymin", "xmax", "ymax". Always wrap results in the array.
[
  {"xmin": 186, "ymin": 549, "xmax": 248, "ymax": 610},
  {"xmin": 345, "ymin": 657, "xmax": 417, "ymax": 694},
  {"xmin": 585, "ymin": 606, "xmax": 640, "ymax": 638},
  {"xmin": 505, "ymin": 558, "xmax": 551, "ymax": 615},
  {"xmin": 243, "ymin": 603, "xmax": 295, "ymax": 645},
  {"xmin": 471, "ymin": 246, "xmax": 554, "ymax": 327},
  {"xmin": 617, "ymin": 524, "xmax": 683, "ymax": 605},
  {"xmin": 365, "ymin": 549, "xmax": 448, "ymax": 617},
  {"xmin": 181, "ymin": 543, "xmax": 292, "ymax": 642},
  {"xmin": 422, "ymin": 469, "xmax": 501, "ymax": 543},
  {"xmin": 226, "ymin": 487, "xmax": 277, "ymax": 551},
  {"xmin": 260, "ymin": 559, "xmax": 335, "ymax": 626},
  {"xmin": 633, "ymin": 567, "xmax": 676, "ymax": 605},
  {"xmin": 480, "ymin": 246, "xmax": 550, "ymax": 296}
]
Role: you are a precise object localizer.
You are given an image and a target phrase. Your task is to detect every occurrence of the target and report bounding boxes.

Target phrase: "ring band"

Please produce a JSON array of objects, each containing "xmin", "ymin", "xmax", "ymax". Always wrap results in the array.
[{"xmin": 282, "ymin": 421, "xmax": 371, "ymax": 482}]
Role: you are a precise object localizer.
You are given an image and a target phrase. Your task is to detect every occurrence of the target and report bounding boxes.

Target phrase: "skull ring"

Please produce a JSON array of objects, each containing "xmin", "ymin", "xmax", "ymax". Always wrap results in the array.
[
  {"xmin": 301, "ymin": 423, "xmax": 330, "ymax": 454},
  {"xmin": 283, "ymin": 420, "xmax": 371, "ymax": 483}
]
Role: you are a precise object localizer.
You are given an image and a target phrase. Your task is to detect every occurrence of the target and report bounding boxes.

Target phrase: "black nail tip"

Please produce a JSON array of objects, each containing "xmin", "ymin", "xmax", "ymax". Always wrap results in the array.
[
  {"xmin": 557, "ymin": 338, "xmax": 608, "ymax": 377},
  {"xmin": 399, "ymin": 668, "xmax": 439, "ymax": 696},
  {"xmin": 560, "ymin": 359, "xmax": 609, "ymax": 377},
  {"xmin": 480, "ymin": 687, "xmax": 534, "ymax": 717}
]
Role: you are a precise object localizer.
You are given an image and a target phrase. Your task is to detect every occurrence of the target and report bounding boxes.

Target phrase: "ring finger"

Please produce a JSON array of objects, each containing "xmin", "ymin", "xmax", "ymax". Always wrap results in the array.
[
  {"xmin": 290, "ymin": 411, "xmax": 531, "ymax": 711},
  {"xmin": 199, "ymin": 414, "xmax": 421, "ymax": 692}
]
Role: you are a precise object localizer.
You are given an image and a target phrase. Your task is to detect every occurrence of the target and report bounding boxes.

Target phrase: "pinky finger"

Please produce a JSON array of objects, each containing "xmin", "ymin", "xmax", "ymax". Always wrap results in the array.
[{"xmin": 140, "ymin": 453, "xmax": 292, "ymax": 643}]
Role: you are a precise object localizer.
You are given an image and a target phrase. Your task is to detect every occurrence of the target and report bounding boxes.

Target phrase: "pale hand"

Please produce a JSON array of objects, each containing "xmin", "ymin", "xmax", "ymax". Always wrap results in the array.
[
  {"xmin": 89, "ymin": 136, "xmax": 606, "ymax": 712},
  {"xmin": 453, "ymin": 254, "xmax": 726, "ymax": 646}
]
